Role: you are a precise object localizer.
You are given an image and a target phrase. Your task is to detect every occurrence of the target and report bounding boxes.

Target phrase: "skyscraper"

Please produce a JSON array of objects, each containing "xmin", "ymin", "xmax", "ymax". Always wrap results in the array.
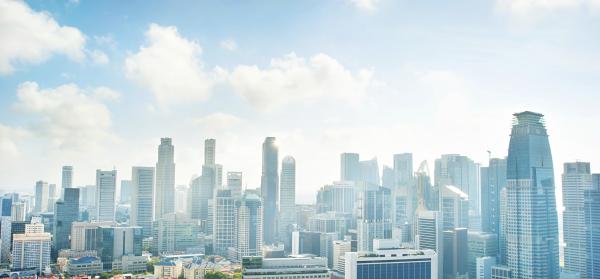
[
  {"xmin": 505, "ymin": 111, "xmax": 559, "ymax": 279},
  {"xmin": 393, "ymin": 153, "xmax": 413, "ymax": 189},
  {"xmin": 227, "ymin": 172, "xmax": 243, "ymax": 199},
  {"xmin": 480, "ymin": 158, "xmax": 507, "ymax": 238},
  {"xmin": 131, "ymin": 167, "xmax": 155, "ymax": 237},
  {"xmin": 34, "ymin": 180, "xmax": 49, "ymax": 214},
  {"xmin": 443, "ymin": 228, "xmax": 469, "ymax": 279},
  {"xmin": 340, "ymin": 153, "xmax": 360, "ymax": 182},
  {"xmin": 279, "ymin": 156, "xmax": 296, "ymax": 245},
  {"xmin": 359, "ymin": 158, "xmax": 380, "ymax": 185},
  {"xmin": 213, "ymin": 189, "xmax": 235, "ymax": 256},
  {"xmin": 356, "ymin": 183, "xmax": 392, "ymax": 251},
  {"xmin": 155, "ymin": 137, "xmax": 175, "ymax": 219},
  {"xmin": 152, "ymin": 212, "xmax": 202, "ymax": 255},
  {"xmin": 96, "ymin": 169, "xmax": 116, "ymax": 222},
  {"xmin": 62, "ymin": 165, "xmax": 73, "ymax": 194},
  {"xmin": 96, "ymin": 225, "xmax": 143, "ymax": 270},
  {"xmin": 53, "ymin": 187, "xmax": 79, "ymax": 255},
  {"xmin": 440, "ymin": 185, "xmax": 469, "ymax": 230},
  {"xmin": 562, "ymin": 162, "xmax": 600, "ymax": 279},
  {"xmin": 435, "ymin": 154, "xmax": 479, "ymax": 218},
  {"xmin": 120, "ymin": 180, "xmax": 132, "ymax": 204},
  {"xmin": 234, "ymin": 191, "xmax": 263, "ymax": 260},
  {"xmin": 260, "ymin": 137, "xmax": 278, "ymax": 244},
  {"xmin": 12, "ymin": 221, "xmax": 51, "ymax": 274},
  {"xmin": 204, "ymin": 138, "xmax": 216, "ymax": 166}
]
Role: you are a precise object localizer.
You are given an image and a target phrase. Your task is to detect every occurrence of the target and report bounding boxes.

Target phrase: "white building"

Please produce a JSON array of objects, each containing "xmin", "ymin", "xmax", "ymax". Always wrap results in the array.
[
  {"xmin": 96, "ymin": 169, "xmax": 117, "ymax": 221},
  {"xmin": 344, "ymin": 244, "xmax": 438, "ymax": 279},
  {"xmin": 476, "ymin": 256, "xmax": 496, "ymax": 279},
  {"xmin": 62, "ymin": 166, "xmax": 73, "ymax": 195},
  {"xmin": 440, "ymin": 185, "xmax": 469, "ymax": 230},
  {"xmin": 333, "ymin": 240, "xmax": 351, "ymax": 273},
  {"xmin": 12, "ymin": 221, "xmax": 51, "ymax": 273},
  {"xmin": 227, "ymin": 172, "xmax": 243, "ymax": 200},
  {"xmin": 234, "ymin": 192, "xmax": 263, "ymax": 260},
  {"xmin": 34, "ymin": 181, "xmax": 49, "ymax": 214},
  {"xmin": 416, "ymin": 209, "xmax": 443, "ymax": 276},
  {"xmin": 279, "ymin": 156, "xmax": 296, "ymax": 245},
  {"xmin": 131, "ymin": 166, "xmax": 155, "ymax": 237},
  {"xmin": 155, "ymin": 137, "xmax": 175, "ymax": 219},
  {"xmin": 242, "ymin": 256, "xmax": 329, "ymax": 279},
  {"xmin": 213, "ymin": 189, "xmax": 235, "ymax": 256}
]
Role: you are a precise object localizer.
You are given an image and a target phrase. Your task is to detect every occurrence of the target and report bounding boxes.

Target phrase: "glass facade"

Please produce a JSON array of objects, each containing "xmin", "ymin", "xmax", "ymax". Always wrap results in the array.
[{"xmin": 356, "ymin": 260, "xmax": 432, "ymax": 279}]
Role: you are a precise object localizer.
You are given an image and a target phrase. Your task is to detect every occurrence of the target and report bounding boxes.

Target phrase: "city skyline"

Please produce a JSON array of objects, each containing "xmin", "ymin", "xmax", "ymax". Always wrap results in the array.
[{"xmin": 1, "ymin": 1, "xmax": 600, "ymax": 205}]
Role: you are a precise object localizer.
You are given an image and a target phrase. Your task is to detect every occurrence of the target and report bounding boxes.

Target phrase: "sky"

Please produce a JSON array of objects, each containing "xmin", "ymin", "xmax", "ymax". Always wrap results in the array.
[{"xmin": 1, "ymin": 0, "xmax": 600, "ymax": 205}]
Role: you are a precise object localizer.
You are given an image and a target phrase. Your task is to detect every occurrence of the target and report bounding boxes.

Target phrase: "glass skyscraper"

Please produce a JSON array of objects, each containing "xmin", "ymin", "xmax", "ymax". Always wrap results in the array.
[
  {"xmin": 260, "ymin": 137, "xmax": 278, "ymax": 244},
  {"xmin": 504, "ymin": 111, "xmax": 559, "ymax": 278}
]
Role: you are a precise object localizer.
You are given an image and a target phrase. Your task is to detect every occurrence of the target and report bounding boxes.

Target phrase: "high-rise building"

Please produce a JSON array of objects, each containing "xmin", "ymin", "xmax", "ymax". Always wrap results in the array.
[
  {"xmin": 435, "ymin": 154, "xmax": 479, "ymax": 216},
  {"xmin": 175, "ymin": 185, "xmax": 187, "ymax": 213},
  {"xmin": 53, "ymin": 187, "xmax": 80, "ymax": 255},
  {"xmin": 131, "ymin": 167, "xmax": 155, "ymax": 237},
  {"xmin": 393, "ymin": 153, "xmax": 413, "ymax": 189},
  {"xmin": 242, "ymin": 256, "xmax": 329, "ymax": 279},
  {"xmin": 12, "ymin": 221, "xmax": 51, "ymax": 274},
  {"xmin": 47, "ymin": 183, "xmax": 57, "ymax": 212},
  {"xmin": 480, "ymin": 158, "xmax": 507, "ymax": 240},
  {"xmin": 95, "ymin": 170, "xmax": 116, "ymax": 222},
  {"xmin": 213, "ymin": 189, "xmax": 235, "ymax": 256},
  {"xmin": 468, "ymin": 232, "xmax": 498, "ymax": 279},
  {"xmin": 440, "ymin": 185, "xmax": 469, "ymax": 230},
  {"xmin": 11, "ymin": 202, "xmax": 26, "ymax": 221},
  {"xmin": 316, "ymin": 181, "xmax": 355, "ymax": 215},
  {"xmin": 261, "ymin": 137, "xmax": 279, "ymax": 244},
  {"xmin": 341, "ymin": 153, "xmax": 360, "ymax": 182},
  {"xmin": 152, "ymin": 212, "xmax": 202, "ymax": 255},
  {"xmin": 34, "ymin": 180, "xmax": 49, "ymax": 214},
  {"xmin": 204, "ymin": 138, "xmax": 216, "ymax": 166},
  {"xmin": 62, "ymin": 166, "xmax": 73, "ymax": 195},
  {"xmin": 0, "ymin": 217, "xmax": 11, "ymax": 263},
  {"xmin": 356, "ymin": 183, "xmax": 392, "ymax": 251},
  {"xmin": 562, "ymin": 162, "xmax": 600, "ymax": 279},
  {"xmin": 189, "ymin": 175, "xmax": 203, "ymax": 220},
  {"xmin": 344, "ymin": 245, "xmax": 438, "ymax": 279},
  {"xmin": 359, "ymin": 158, "xmax": 380, "ymax": 185},
  {"xmin": 505, "ymin": 111, "xmax": 559, "ymax": 278},
  {"xmin": 279, "ymin": 156, "xmax": 296, "ymax": 245},
  {"xmin": 120, "ymin": 180, "xmax": 132, "ymax": 204},
  {"xmin": 476, "ymin": 256, "xmax": 496, "ymax": 279},
  {"xmin": 227, "ymin": 172, "xmax": 242, "ymax": 199},
  {"xmin": 291, "ymin": 231, "xmax": 338, "ymax": 268},
  {"xmin": 70, "ymin": 221, "xmax": 115, "ymax": 251},
  {"xmin": 234, "ymin": 191, "xmax": 263, "ymax": 260},
  {"xmin": 332, "ymin": 240, "xmax": 351, "ymax": 273},
  {"xmin": 443, "ymin": 228, "xmax": 468, "ymax": 279},
  {"xmin": 155, "ymin": 137, "xmax": 175, "ymax": 219},
  {"xmin": 381, "ymin": 166, "xmax": 395, "ymax": 189},
  {"xmin": 96, "ymin": 225, "xmax": 143, "ymax": 270},
  {"xmin": 0, "ymin": 196, "xmax": 11, "ymax": 217},
  {"xmin": 416, "ymin": 210, "xmax": 443, "ymax": 276}
]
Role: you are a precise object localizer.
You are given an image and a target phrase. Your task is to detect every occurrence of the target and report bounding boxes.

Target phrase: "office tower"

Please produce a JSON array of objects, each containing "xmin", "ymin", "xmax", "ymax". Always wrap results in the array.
[
  {"xmin": 416, "ymin": 210, "xmax": 443, "ymax": 276},
  {"xmin": 12, "ymin": 221, "xmax": 51, "ymax": 274},
  {"xmin": 204, "ymin": 138, "xmax": 216, "ymax": 166},
  {"xmin": 468, "ymin": 232, "xmax": 498, "ymax": 278},
  {"xmin": 34, "ymin": 180, "xmax": 49, "ymax": 214},
  {"xmin": 189, "ymin": 175, "xmax": 203, "ymax": 220},
  {"xmin": 440, "ymin": 185, "xmax": 469, "ymax": 230},
  {"xmin": 316, "ymin": 181, "xmax": 355, "ymax": 215},
  {"xmin": 393, "ymin": 186, "xmax": 414, "ymax": 229},
  {"xmin": 359, "ymin": 158, "xmax": 380, "ymax": 185},
  {"xmin": 382, "ymin": 166, "xmax": 394, "ymax": 189},
  {"xmin": 505, "ymin": 111, "xmax": 559, "ymax": 279},
  {"xmin": 308, "ymin": 212, "xmax": 352, "ymax": 239},
  {"xmin": 562, "ymin": 162, "xmax": 600, "ymax": 279},
  {"xmin": 242, "ymin": 256, "xmax": 329, "ymax": 279},
  {"xmin": 291, "ymin": 231, "xmax": 338, "ymax": 268},
  {"xmin": 96, "ymin": 225, "xmax": 143, "ymax": 270},
  {"xmin": 213, "ymin": 189, "xmax": 235, "ymax": 256},
  {"xmin": 356, "ymin": 183, "xmax": 392, "ymax": 251},
  {"xmin": 70, "ymin": 221, "xmax": 115, "ymax": 251},
  {"xmin": 96, "ymin": 169, "xmax": 116, "ymax": 222},
  {"xmin": 279, "ymin": 156, "xmax": 296, "ymax": 245},
  {"xmin": 443, "ymin": 228, "xmax": 468, "ymax": 279},
  {"xmin": 491, "ymin": 265, "xmax": 511, "ymax": 279},
  {"xmin": 53, "ymin": 187, "xmax": 80, "ymax": 254},
  {"xmin": 120, "ymin": 180, "xmax": 132, "ymax": 204},
  {"xmin": 477, "ymin": 256, "xmax": 496, "ymax": 279},
  {"xmin": 152, "ymin": 212, "xmax": 202, "ymax": 255},
  {"xmin": 0, "ymin": 196, "xmax": 11, "ymax": 217},
  {"xmin": 62, "ymin": 165, "xmax": 73, "ymax": 195},
  {"xmin": 480, "ymin": 158, "xmax": 507, "ymax": 238},
  {"xmin": 215, "ymin": 164, "xmax": 223, "ymax": 189},
  {"xmin": 416, "ymin": 161, "xmax": 438, "ymax": 211},
  {"xmin": 261, "ymin": 137, "xmax": 279, "ymax": 244},
  {"xmin": 175, "ymin": 185, "xmax": 187, "ymax": 213},
  {"xmin": 234, "ymin": 191, "xmax": 263, "ymax": 260},
  {"xmin": 155, "ymin": 137, "xmax": 175, "ymax": 219},
  {"xmin": 393, "ymin": 153, "xmax": 413, "ymax": 189},
  {"xmin": 344, "ymin": 246, "xmax": 438, "ymax": 279},
  {"xmin": 48, "ymin": 183, "xmax": 57, "ymax": 212},
  {"xmin": 131, "ymin": 167, "xmax": 155, "ymax": 237},
  {"xmin": 341, "ymin": 153, "xmax": 360, "ymax": 182},
  {"xmin": 333, "ymin": 240, "xmax": 351, "ymax": 273},
  {"xmin": 435, "ymin": 154, "xmax": 479, "ymax": 216},
  {"xmin": 0, "ymin": 217, "xmax": 11, "ymax": 263},
  {"xmin": 227, "ymin": 172, "xmax": 243, "ymax": 199},
  {"xmin": 11, "ymin": 202, "xmax": 25, "ymax": 221}
]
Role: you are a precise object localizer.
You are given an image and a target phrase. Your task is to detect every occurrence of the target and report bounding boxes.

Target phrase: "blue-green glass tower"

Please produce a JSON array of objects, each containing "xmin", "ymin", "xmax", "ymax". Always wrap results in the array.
[{"xmin": 505, "ymin": 111, "xmax": 559, "ymax": 278}]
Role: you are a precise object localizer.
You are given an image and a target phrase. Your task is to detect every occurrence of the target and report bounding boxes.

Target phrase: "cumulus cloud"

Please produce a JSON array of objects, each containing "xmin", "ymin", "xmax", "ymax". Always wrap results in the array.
[
  {"xmin": 0, "ymin": 124, "xmax": 28, "ymax": 157},
  {"xmin": 90, "ymin": 49, "xmax": 109, "ymax": 65},
  {"xmin": 14, "ymin": 81, "xmax": 115, "ymax": 150},
  {"xmin": 194, "ymin": 112, "xmax": 243, "ymax": 134},
  {"xmin": 125, "ymin": 24, "xmax": 214, "ymax": 105},
  {"xmin": 93, "ymin": 87, "xmax": 120, "ymax": 101},
  {"xmin": 0, "ymin": 0, "xmax": 86, "ymax": 74},
  {"xmin": 349, "ymin": 0, "xmax": 379, "ymax": 11},
  {"xmin": 220, "ymin": 39, "xmax": 238, "ymax": 51},
  {"xmin": 228, "ymin": 52, "xmax": 374, "ymax": 110}
]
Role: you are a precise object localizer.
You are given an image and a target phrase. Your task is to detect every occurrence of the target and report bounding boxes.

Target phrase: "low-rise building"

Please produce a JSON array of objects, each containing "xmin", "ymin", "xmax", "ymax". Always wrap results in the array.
[
  {"xmin": 65, "ymin": 256, "xmax": 103, "ymax": 276},
  {"xmin": 242, "ymin": 255, "xmax": 329, "ymax": 279},
  {"xmin": 154, "ymin": 261, "xmax": 183, "ymax": 278}
]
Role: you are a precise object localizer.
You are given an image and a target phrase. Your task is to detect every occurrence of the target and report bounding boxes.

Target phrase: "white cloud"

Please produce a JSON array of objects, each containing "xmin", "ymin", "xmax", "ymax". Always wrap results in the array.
[
  {"xmin": 125, "ymin": 24, "xmax": 214, "ymax": 105},
  {"xmin": 0, "ymin": 0, "xmax": 86, "ymax": 74},
  {"xmin": 90, "ymin": 49, "xmax": 109, "ymax": 65},
  {"xmin": 194, "ymin": 112, "xmax": 243, "ymax": 135},
  {"xmin": 93, "ymin": 87, "xmax": 120, "ymax": 101},
  {"xmin": 496, "ymin": 0, "xmax": 600, "ymax": 19},
  {"xmin": 0, "ymin": 124, "xmax": 28, "ymax": 158},
  {"xmin": 14, "ymin": 81, "xmax": 115, "ymax": 150},
  {"xmin": 228, "ymin": 52, "xmax": 374, "ymax": 110},
  {"xmin": 220, "ymin": 39, "xmax": 238, "ymax": 51},
  {"xmin": 349, "ymin": 0, "xmax": 379, "ymax": 11}
]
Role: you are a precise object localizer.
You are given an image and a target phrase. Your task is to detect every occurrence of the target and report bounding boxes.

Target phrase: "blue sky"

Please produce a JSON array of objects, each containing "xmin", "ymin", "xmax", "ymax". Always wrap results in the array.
[{"xmin": 1, "ymin": 0, "xmax": 600, "ymax": 204}]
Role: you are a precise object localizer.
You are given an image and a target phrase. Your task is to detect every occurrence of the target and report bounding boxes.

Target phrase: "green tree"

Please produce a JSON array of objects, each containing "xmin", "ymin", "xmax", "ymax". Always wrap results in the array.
[{"xmin": 204, "ymin": 271, "xmax": 230, "ymax": 279}]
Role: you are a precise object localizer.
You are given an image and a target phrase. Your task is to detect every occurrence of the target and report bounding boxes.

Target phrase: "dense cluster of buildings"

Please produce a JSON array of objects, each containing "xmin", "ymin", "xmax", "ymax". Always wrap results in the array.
[{"xmin": 0, "ymin": 111, "xmax": 597, "ymax": 279}]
